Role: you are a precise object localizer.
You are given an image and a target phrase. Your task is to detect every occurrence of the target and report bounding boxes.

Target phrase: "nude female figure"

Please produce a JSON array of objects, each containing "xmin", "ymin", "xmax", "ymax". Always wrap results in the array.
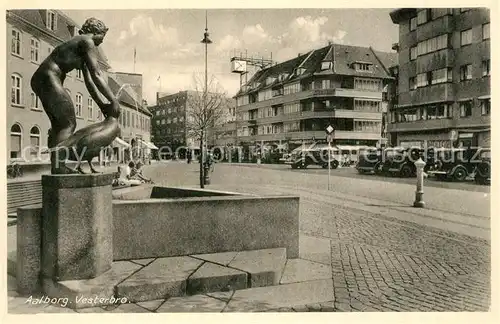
[{"xmin": 31, "ymin": 17, "xmax": 118, "ymax": 174}]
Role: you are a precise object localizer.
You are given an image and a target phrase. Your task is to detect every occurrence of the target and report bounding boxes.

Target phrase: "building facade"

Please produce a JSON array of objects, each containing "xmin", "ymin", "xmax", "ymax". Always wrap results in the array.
[
  {"xmin": 7, "ymin": 9, "xmax": 152, "ymax": 164},
  {"xmin": 389, "ymin": 8, "xmax": 490, "ymax": 148},
  {"xmin": 232, "ymin": 44, "xmax": 397, "ymax": 151},
  {"xmin": 150, "ymin": 91, "xmax": 234, "ymax": 157}
]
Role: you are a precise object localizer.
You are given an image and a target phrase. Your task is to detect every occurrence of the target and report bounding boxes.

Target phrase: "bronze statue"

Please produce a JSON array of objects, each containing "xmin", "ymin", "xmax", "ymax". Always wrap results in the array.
[{"xmin": 31, "ymin": 17, "xmax": 120, "ymax": 174}]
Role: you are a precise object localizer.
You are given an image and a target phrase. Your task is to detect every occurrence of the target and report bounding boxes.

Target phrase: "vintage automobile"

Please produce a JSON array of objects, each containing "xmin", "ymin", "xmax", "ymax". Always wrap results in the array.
[
  {"xmin": 428, "ymin": 147, "xmax": 488, "ymax": 182},
  {"xmin": 355, "ymin": 147, "xmax": 383, "ymax": 174},
  {"xmin": 474, "ymin": 148, "xmax": 491, "ymax": 185},
  {"xmin": 382, "ymin": 147, "xmax": 424, "ymax": 177},
  {"xmin": 288, "ymin": 143, "xmax": 340, "ymax": 169}
]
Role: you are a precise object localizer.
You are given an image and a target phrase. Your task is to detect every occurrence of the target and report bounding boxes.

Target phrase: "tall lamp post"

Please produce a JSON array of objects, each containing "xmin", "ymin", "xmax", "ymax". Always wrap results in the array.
[{"xmin": 200, "ymin": 10, "xmax": 212, "ymax": 187}]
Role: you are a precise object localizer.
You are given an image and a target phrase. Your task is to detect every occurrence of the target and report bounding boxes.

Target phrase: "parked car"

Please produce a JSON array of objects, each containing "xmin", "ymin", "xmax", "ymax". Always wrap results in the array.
[
  {"xmin": 356, "ymin": 147, "xmax": 383, "ymax": 174},
  {"xmin": 383, "ymin": 147, "xmax": 424, "ymax": 177},
  {"xmin": 279, "ymin": 153, "xmax": 292, "ymax": 164},
  {"xmin": 289, "ymin": 144, "xmax": 339, "ymax": 169},
  {"xmin": 474, "ymin": 148, "xmax": 491, "ymax": 185},
  {"xmin": 428, "ymin": 147, "xmax": 486, "ymax": 182}
]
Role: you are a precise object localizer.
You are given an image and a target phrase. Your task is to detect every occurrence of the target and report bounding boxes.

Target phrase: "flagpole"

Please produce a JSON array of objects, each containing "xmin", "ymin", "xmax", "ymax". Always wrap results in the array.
[{"xmin": 133, "ymin": 47, "xmax": 136, "ymax": 73}]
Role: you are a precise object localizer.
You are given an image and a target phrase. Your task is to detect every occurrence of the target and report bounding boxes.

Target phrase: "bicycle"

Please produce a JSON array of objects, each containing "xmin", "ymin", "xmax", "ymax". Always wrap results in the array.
[{"xmin": 7, "ymin": 162, "xmax": 23, "ymax": 179}]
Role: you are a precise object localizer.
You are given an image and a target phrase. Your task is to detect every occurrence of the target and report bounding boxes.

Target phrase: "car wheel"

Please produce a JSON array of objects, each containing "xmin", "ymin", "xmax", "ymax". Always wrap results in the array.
[
  {"xmin": 374, "ymin": 162, "xmax": 382, "ymax": 175},
  {"xmin": 400, "ymin": 164, "xmax": 413, "ymax": 178},
  {"xmin": 453, "ymin": 167, "xmax": 468, "ymax": 182},
  {"xmin": 331, "ymin": 160, "xmax": 339, "ymax": 169},
  {"xmin": 322, "ymin": 163, "xmax": 328, "ymax": 169}
]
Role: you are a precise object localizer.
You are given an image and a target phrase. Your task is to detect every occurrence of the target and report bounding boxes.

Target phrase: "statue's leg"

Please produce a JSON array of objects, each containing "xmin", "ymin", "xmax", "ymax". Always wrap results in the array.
[{"xmin": 33, "ymin": 71, "xmax": 77, "ymax": 175}]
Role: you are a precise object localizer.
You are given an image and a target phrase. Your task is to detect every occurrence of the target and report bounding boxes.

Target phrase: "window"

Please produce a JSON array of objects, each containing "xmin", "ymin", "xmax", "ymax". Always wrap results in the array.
[
  {"xmin": 173, "ymin": 117, "xmax": 178, "ymax": 123},
  {"xmin": 30, "ymin": 38, "xmax": 40, "ymax": 63},
  {"xmin": 322, "ymin": 80, "xmax": 331, "ymax": 89},
  {"xmin": 127, "ymin": 111, "xmax": 130, "ymax": 126},
  {"xmin": 30, "ymin": 126, "xmax": 41, "ymax": 159},
  {"xmin": 461, "ymin": 29, "xmax": 472, "ymax": 46},
  {"xmin": 167, "ymin": 118, "xmax": 171, "ymax": 124},
  {"xmin": 417, "ymin": 73, "xmax": 429, "ymax": 87},
  {"xmin": 10, "ymin": 124, "xmax": 22, "ymax": 159},
  {"xmin": 417, "ymin": 34, "xmax": 448, "ymax": 56},
  {"xmin": 482, "ymin": 60, "xmax": 490, "ymax": 76},
  {"xmin": 321, "ymin": 61, "xmax": 332, "ymax": 70},
  {"xmin": 480, "ymin": 99, "xmax": 490, "ymax": 115},
  {"xmin": 410, "ymin": 17, "xmax": 417, "ymax": 31},
  {"xmin": 482, "ymin": 23, "xmax": 490, "ymax": 40},
  {"xmin": 417, "ymin": 9, "xmax": 429, "ymax": 25},
  {"xmin": 355, "ymin": 63, "xmax": 372, "ymax": 72},
  {"xmin": 431, "ymin": 8, "xmax": 453, "ymax": 19},
  {"xmin": 460, "ymin": 64, "xmax": 473, "ymax": 81},
  {"xmin": 409, "ymin": 77, "xmax": 416, "ymax": 90},
  {"xmin": 167, "ymin": 108, "xmax": 171, "ymax": 114},
  {"xmin": 76, "ymin": 69, "xmax": 83, "ymax": 79},
  {"xmin": 97, "ymin": 109, "xmax": 102, "ymax": 121},
  {"xmin": 30, "ymin": 92, "xmax": 41, "ymax": 110},
  {"xmin": 87, "ymin": 98, "xmax": 94, "ymax": 120},
  {"xmin": 460, "ymin": 101, "xmax": 472, "ymax": 117},
  {"xmin": 11, "ymin": 29, "xmax": 22, "ymax": 56},
  {"xmin": 47, "ymin": 11, "xmax": 57, "ymax": 31},
  {"xmin": 284, "ymin": 82, "xmax": 300, "ymax": 95},
  {"xmin": 75, "ymin": 93, "xmax": 83, "ymax": 117},
  {"xmin": 431, "ymin": 68, "xmax": 448, "ymax": 84},
  {"xmin": 47, "ymin": 46, "xmax": 53, "ymax": 54},
  {"xmin": 284, "ymin": 103, "xmax": 300, "ymax": 114},
  {"xmin": 410, "ymin": 46, "xmax": 417, "ymax": 60},
  {"xmin": 11, "ymin": 74, "xmax": 22, "ymax": 105}
]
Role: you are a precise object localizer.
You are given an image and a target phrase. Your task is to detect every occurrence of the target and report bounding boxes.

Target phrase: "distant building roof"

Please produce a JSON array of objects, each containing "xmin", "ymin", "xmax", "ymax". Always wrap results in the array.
[
  {"xmin": 389, "ymin": 8, "xmax": 417, "ymax": 24},
  {"xmin": 7, "ymin": 9, "xmax": 110, "ymax": 68},
  {"xmin": 235, "ymin": 43, "xmax": 397, "ymax": 97}
]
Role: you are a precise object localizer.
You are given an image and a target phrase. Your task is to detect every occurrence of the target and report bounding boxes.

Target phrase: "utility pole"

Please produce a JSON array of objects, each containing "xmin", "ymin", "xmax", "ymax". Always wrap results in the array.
[{"xmin": 200, "ymin": 10, "xmax": 212, "ymax": 187}]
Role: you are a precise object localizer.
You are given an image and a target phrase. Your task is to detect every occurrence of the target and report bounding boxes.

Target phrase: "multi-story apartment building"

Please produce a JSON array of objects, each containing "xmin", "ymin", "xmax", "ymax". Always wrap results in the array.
[
  {"xmin": 232, "ymin": 44, "xmax": 397, "ymax": 150},
  {"xmin": 7, "ymin": 9, "xmax": 152, "ymax": 164},
  {"xmin": 150, "ymin": 91, "xmax": 234, "ymax": 157},
  {"xmin": 389, "ymin": 8, "xmax": 490, "ymax": 148}
]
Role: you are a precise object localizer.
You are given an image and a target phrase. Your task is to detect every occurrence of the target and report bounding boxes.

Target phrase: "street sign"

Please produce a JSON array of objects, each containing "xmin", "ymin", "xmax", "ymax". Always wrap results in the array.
[{"xmin": 325, "ymin": 125, "xmax": 335, "ymax": 134}]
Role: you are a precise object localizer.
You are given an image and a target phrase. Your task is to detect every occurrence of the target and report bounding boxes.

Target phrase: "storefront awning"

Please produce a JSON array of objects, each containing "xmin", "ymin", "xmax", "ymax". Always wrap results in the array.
[
  {"xmin": 477, "ymin": 95, "xmax": 490, "ymax": 100},
  {"xmin": 139, "ymin": 139, "xmax": 159, "ymax": 150},
  {"xmin": 113, "ymin": 137, "xmax": 131, "ymax": 148}
]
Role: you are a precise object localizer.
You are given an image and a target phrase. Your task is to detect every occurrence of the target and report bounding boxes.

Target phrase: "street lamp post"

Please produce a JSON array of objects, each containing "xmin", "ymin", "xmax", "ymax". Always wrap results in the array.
[{"xmin": 200, "ymin": 10, "xmax": 212, "ymax": 187}]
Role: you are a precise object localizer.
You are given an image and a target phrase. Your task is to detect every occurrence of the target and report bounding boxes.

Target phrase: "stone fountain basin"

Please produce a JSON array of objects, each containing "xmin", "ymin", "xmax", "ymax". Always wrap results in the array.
[{"xmin": 112, "ymin": 185, "xmax": 299, "ymax": 261}]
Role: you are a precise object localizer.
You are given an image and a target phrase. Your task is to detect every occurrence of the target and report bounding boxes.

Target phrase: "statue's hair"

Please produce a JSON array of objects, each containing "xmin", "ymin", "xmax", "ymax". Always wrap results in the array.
[{"xmin": 79, "ymin": 17, "xmax": 109, "ymax": 35}]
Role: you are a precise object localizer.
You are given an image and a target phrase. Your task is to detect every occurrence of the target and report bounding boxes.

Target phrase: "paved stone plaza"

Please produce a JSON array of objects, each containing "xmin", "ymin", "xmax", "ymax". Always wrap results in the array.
[{"xmin": 7, "ymin": 162, "xmax": 491, "ymax": 312}]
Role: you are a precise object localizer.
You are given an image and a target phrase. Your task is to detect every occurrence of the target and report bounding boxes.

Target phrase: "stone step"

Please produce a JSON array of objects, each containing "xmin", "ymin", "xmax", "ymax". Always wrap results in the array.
[{"xmin": 32, "ymin": 248, "xmax": 288, "ymax": 309}]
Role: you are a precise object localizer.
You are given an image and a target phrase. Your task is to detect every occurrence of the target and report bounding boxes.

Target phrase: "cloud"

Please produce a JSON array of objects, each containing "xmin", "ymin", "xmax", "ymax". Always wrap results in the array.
[
  {"xmin": 242, "ymin": 24, "xmax": 270, "ymax": 44},
  {"xmin": 118, "ymin": 15, "xmax": 180, "ymax": 48}
]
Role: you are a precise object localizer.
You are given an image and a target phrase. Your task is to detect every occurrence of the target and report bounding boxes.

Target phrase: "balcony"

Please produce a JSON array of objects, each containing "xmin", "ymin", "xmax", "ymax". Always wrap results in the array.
[
  {"xmin": 236, "ymin": 130, "xmax": 382, "ymax": 142},
  {"xmin": 398, "ymin": 83, "xmax": 454, "ymax": 106},
  {"xmin": 416, "ymin": 15, "xmax": 454, "ymax": 42},
  {"xmin": 315, "ymin": 88, "xmax": 382, "ymax": 100},
  {"xmin": 387, "ymin": 118, "xmax": 454, "ymax": 133},
  {"xmin": 335, "ymin": 109, "xmax": 382, "ymax": 120},
  {"xmin": 236, "ymin": 88, "xmax": 382, "ymax": 111}
]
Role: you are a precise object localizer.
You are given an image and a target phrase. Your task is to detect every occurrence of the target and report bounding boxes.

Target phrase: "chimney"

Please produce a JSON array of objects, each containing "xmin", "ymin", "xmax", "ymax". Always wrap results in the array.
[{"xmin": 298, "ymin": 53, "xmax": 301, "ymax": 57}]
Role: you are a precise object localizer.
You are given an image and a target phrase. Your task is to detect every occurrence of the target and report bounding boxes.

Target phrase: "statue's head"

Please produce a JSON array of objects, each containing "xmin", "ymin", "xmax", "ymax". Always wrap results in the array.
[{"xmin": 79, "ymin": 17, "xmax": 109, "ymax": 46}]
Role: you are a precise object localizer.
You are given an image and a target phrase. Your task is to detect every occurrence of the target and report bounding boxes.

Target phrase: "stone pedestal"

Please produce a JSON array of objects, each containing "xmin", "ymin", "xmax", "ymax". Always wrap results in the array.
[{"xmin": 41, "ymin": 173, "xmax": 114, "ymax": 281}]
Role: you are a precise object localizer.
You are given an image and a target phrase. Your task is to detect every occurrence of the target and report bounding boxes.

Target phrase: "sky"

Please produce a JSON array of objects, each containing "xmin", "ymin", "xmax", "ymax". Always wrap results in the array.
[{"xmin": 64, "ymin": 9, "xmax": 399, "ymax": 104}]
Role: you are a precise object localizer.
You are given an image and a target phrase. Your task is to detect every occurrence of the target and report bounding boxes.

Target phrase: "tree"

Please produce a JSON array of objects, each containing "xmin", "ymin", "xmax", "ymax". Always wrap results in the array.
[{"xmin": 185, "ymin": 73, "xmax": 231, "ymax": 188}]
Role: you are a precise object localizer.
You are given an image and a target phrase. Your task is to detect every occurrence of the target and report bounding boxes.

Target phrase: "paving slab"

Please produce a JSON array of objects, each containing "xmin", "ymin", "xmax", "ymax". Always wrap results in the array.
[
  {"xmin": 299, "ymin": 235, "xmax": 331, "ymax": 265},
  {"xmin": 191, "ymin": 251, "xmax": 238, "ymax": 266},
  {"xmin": 116, "ymin": 256, "xmax": 203, "ymax": 302},
  {"xmin": 42, "ymin": 261, "xmax": 141, "ymax": 309},
  {"xmin": 156, "ymin": 294, "xmax": 227, "ymax": 312},
  {"xmin": 229, "ymin": 248, "xmax": 287, "ymax": 287},
  {"xmin": 224, "ymin": 279, "xmax": 334, "ymax": 312},
  {"xmin": 132, "ymin": 258, "xmax": 156, "ymax": 266},
  {"xmin": 108, "ymin": 303, "xmax": 152, "ymax": 313},
  {"xmin": 136, "ymin": 299, "xmax": 166, "ymax": 311},
  {"xmin": 206, "ymin": 291, "xmax": 235, "ymax": 302},
  {"xmin": 187, "ymin": 262, "xmax": 247, "ymax": 294},
  {"xmin": 280, "ymin": 259, "xmax": 332, "ymax": 284}
]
